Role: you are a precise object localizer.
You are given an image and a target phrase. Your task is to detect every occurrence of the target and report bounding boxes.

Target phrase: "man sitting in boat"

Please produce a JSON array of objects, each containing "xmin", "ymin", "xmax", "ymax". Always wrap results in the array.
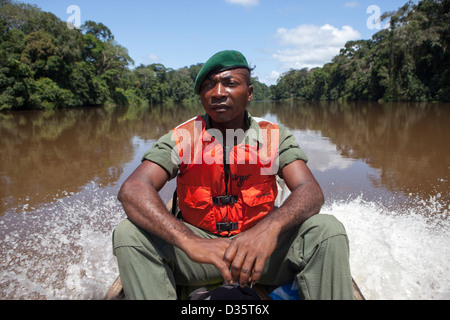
[{"xmin": 112, "ymin": 50, "xmax": 354, "ymax": 300}]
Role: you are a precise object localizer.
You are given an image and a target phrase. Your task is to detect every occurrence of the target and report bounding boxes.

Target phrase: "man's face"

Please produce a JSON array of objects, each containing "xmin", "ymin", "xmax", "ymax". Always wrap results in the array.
[{"xmin": 199, "ymin": 68, "xmax": 253, "ymax": 128}]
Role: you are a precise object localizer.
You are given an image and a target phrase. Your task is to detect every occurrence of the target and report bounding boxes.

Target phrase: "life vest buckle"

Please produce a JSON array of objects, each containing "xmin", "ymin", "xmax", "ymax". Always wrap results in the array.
[
  {"xmin": 216, "ymin": 222, "xmax": 239, "ymax": 232},
  {"xmin": 212, "ymin": 195, "xmax": 238, "ymax": 206}
]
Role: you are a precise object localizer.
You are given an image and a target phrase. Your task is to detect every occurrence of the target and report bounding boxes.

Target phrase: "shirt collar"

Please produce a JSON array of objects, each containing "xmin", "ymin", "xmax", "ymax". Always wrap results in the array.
[{"xmin": 202, "ymin": 110, "xmax": 264, "ymax": 147}]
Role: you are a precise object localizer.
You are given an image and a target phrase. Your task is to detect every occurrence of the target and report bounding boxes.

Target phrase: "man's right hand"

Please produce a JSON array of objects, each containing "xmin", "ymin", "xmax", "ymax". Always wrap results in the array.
[
  {"xmin": 119, "ymin": 161, "xmax": 237, "ymax": 285},
  {"xmin": 182, "ymin": 237, "xmax": 234, "ymax": 285}
]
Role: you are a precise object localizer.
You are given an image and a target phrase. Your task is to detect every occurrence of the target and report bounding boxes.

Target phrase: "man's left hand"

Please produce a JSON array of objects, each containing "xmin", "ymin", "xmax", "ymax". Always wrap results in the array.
[{"xmin": 223, "ymin": 220, "xmax": 280, "ymax": 286}]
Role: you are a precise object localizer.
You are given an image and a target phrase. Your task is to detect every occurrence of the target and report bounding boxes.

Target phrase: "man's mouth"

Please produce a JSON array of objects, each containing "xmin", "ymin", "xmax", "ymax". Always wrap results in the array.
[{"xmin": 210, "ymin": 104, "xmax": 230, "ymax": 112}]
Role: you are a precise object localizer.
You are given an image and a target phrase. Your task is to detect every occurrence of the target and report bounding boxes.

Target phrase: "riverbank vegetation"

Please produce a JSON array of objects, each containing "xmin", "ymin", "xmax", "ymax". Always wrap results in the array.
[
  {"xmin": 0, "ymin": 0, "xmax": 448, "ymax": 111},
  {"xmin": 272, "ymin": 0, "xmax": 449, "ymax": 102}
]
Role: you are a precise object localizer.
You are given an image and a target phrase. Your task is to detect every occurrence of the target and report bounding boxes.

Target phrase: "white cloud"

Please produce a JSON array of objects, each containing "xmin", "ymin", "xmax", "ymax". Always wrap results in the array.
[
  {"xmin": 273, "ymin": 24, "xmax": 361, "ymax": 70},
  {"xmin": 148, "ymin": 54, "xmax": 160, "ymax": 61},
  {"xmin": 343, "ymin": 1, "xmax": 359, "ymax": 8},
  {"xmin": 267, "ymin": 70, "xmax": 280, "ymax": 84},
  {"xmin": 225, "ymin": 0, "xmax": 259, "ymax": 7},
  {"xmin": 254, "ymin": 70, "xmax": 280, "ymax": 86}
]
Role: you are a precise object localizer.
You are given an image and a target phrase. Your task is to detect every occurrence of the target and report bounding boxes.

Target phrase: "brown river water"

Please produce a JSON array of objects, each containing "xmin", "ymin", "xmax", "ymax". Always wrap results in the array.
[{"xmin": 0, "ymin": 101, "xmax": 449, "ymax": 299}]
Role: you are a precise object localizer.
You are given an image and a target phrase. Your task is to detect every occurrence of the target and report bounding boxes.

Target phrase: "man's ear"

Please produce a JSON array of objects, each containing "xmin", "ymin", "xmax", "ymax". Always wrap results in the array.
[{"xmin": 247, "ymin": 85, "xmax": 254, "ymax": 102}]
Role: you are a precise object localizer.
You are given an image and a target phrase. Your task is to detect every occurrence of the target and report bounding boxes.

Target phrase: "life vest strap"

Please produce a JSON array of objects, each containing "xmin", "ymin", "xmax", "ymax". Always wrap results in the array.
[
  {"xmin": 212, "ymin": 195, "xmax": 238, "ymax": 206},
  {"xmin": 216, "ymin": 222, "xmax": 239, "ymax": 233}
]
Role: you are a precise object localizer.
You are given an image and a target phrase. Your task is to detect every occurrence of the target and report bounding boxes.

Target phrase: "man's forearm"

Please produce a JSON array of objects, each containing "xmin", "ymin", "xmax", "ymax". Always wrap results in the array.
[
  {"xmin": 118, "ymin": 179, "xmax": 199, "ymax": 251},
  {"xmin": 118, "ymin": 178, "xmax": 234, "ymax": 282}
]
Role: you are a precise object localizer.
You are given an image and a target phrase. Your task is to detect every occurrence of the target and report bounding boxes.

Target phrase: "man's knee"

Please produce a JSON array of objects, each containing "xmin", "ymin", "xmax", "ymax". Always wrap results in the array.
[
  {"xmin": 112, "ymin": 219, "xmax": 144, "ymax": 253},
  {"xmin": 305, "ymin": 214, "xmax": 347, "ymax": 235},
  {"xmin": 299, "ymin": 214, "xmax": 348, "ymax": 245}
]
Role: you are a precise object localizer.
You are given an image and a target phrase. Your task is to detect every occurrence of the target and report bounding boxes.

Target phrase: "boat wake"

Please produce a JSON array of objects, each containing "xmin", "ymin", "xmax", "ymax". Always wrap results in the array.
[
  {"xmin": 0, "ymin": 182, "xmax": 448, "ymax": 300},
  {"xmin": 324, "ymin": 194, "xmax": 449, "ymax": 300}
]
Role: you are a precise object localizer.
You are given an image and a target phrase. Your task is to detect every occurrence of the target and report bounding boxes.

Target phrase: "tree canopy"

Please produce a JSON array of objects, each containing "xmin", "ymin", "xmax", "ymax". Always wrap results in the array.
[
  {"xmin": 0, "ymin": 0, "xmax": 271, "ymax": 110},
  {"xmin": 270, "ymin": 0, "xmax": 450, "ymax": 102},
  {"xmin": 0, "ymin": 0, "xmax": 448, "ymax": 110}
]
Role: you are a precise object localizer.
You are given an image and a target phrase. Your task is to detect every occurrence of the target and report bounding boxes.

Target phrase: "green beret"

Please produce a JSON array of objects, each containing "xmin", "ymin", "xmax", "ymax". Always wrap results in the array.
[{"xmin": 194, "ymin": 50, "xmax": 250, "ymax": 94}]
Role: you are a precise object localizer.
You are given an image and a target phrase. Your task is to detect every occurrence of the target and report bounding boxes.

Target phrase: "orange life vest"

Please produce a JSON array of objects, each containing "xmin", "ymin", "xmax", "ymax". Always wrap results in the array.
[{"xmin": 173, "ymin": 115, "xmax": 279, "ymax": 236}]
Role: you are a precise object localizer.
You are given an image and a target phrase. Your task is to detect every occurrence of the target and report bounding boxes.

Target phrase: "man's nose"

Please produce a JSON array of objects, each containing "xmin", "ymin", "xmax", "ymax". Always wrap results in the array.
[{"xmin": 212, "ymin": 82, "xmax": 226, "ymax": 99}]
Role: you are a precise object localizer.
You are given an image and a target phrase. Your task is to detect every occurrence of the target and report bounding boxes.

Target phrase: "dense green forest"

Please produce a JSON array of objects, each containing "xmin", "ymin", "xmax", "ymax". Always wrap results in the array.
[
  {"xmin": 272, "ymin": 0, "xmax": 450, "ymax": 102},
  {"xmin": 0, "ymin": 0, "xmax": 272, "ymax": 110},
  {"xmin": 0, "ymin": 0, "xmax": 449, "ymax": 111}
]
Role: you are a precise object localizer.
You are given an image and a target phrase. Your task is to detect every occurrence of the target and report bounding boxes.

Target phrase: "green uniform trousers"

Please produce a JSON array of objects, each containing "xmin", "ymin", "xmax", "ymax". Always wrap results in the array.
[{"xmin": 112, "ymin": 214, "xmax": 354, "ymax": 300}]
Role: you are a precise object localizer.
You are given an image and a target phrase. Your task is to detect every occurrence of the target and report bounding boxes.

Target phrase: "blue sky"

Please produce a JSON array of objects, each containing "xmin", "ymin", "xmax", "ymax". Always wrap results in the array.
[{"xmin": 21, "ymin": 0, "xmax": 411, "ymax": 85}]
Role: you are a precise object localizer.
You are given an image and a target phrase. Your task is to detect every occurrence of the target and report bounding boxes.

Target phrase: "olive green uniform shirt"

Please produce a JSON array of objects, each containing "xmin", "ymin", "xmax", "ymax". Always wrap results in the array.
[
  {"xmin": 114, "ymin": 112, "xmax": 355, "ymax": 300},
  {"xmin": 143, "ymin": 111, "xmax": 308, "ymax": 180}
]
